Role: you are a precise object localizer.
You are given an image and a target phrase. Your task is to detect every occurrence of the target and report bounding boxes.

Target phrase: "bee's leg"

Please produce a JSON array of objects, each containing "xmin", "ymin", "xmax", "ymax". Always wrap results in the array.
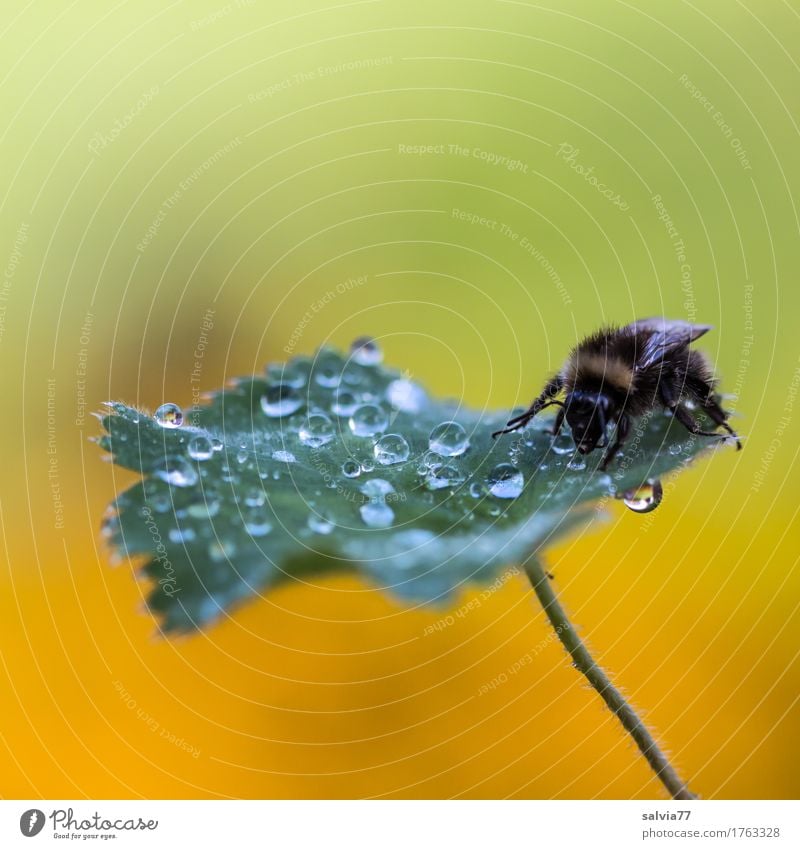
[
  {"xmin": 492, "ymin": 374, "xmax": 563, "ymax": 438},
  {"xmin": 546, "ymin": 404, "xmax": 566, "ymax": 436},
  {"xmin": 600, "ymin": 414, "xmax": 630, "ymax": 470},
  {"xmin": 700, "ymin": 397, "xmax": 742, "ymax": 450},
  {"xmin": 671, "ymin": 403, "xmax": 730, "ymax": 440}
]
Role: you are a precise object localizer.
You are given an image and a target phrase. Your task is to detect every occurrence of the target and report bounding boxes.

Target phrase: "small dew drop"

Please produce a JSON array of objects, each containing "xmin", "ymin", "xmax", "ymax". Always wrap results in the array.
[
  {"xmin": 187, "ymin": 435, "xmax": 214, "ymax": 461},
  {"xmin": 244, "ymin": 488, "xmax": 266, "ymax": 508},
  {"xmin": 299, "ymin": 412, "xmax": 335, "ymax": 447},
  {"xmin": 425, "ymin": 463, "xmax": 465, "ymax": 491},
  {"xmin": 244, "ymin": 515, "xmax": 273, "ymax": 536},
  {"xmin": 260, "ymin": 384, "xmax": 303, "ymax": 417},
  {"xmin": 428, "ymin": 421, "xmax": 470, "ymax": 457},
  {"xmin": 622, "ymin": 479, "xmax": 663, "ymax": 514},
  {"xmin": 313, "ymin": 352, "xmax": 344, "ymax": 388},
  {"xmin": 331, "ymin": 390, "xmax": 359, "ymax": 417},
  {"xmin": 373, "ymin": 433, "xmax": 410, "ymax": 466},
  {"xmin": 668, "ymin": 443, "xmax": 683, "ymax": 456},
  {"xmin": 361, "ymin": 478, "xmax": 396, "ymax": 499},
  {"xmin": 147, "ymin": 493, "xmax": 172, "ymax": 513},
  {"xmin": 567, "ymin": 457, "xmax": 587, "ymax": 471},
  {"xmin": 266, "ymin": 360, "xmax": 307, "ymax": 388},
  {"xmin": 187, "ymin": 499, "xmax": 221, "ymax": 518},
  {"xmin": 341, "ymin": 459, "xmax": 361, "ymax": 478},
  {"xmin": 469, "ymin": 481, "xmax": 483, "ymax": 498},
  {"xmin": 236, "ymin": 447, "xmax": 249, "ymax": 465},
  {"xmin": 168, "ymin": 527, "xmax": 196, "ymax": 544},
  {"xmin": 208, "ymin": 540, "xmax": 236, "ymax": 561},
  {"xmin": 211, "ymin": 437, "xmax": 224, "ymax": 452},
  {"xmin": 307, "ymin": 515, "xmax": 335, "ymax": 535},
  {"xmin": 155, "ymin": 403, "xmax": 183, "ymax": 428},
  {"xmin": 272, "ymin": 449, "xmax": 296, "ymax": 463},
  {"xmin": 360, "ymin": 501, "xmax": 395, "ymax": 528},
  {"xmin": 349, "ymin": 403, "xmax": 388, "ymax": 437},
  {"xmin": 360, "ymin": 459, "xmax": 375, "ymax": 473},
  {"xmin": 155, "ymin": 457, "xmax": 199, "ymax": 488},
  {"xmin": 487, "ymin": 463, "xmax": 524, "ymax": 499},
  {"xmin": 350, "ymin": 336, "xmax": 383, "ymax": 366},
  {"xmin": 386, "ymin": 378, "xmax": 426, "ymax": 413}
]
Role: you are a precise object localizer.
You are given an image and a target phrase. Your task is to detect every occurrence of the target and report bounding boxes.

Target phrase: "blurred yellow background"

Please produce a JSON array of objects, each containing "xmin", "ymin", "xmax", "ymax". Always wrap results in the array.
[{"xmin": 1, "ymin": 0, "xmax": 798, "ymax": 799}]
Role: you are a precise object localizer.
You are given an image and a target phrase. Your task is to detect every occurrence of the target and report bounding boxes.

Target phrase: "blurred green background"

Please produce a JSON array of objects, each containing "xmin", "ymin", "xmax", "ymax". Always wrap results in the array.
[{"xmin": 1, "ymin": 0, "xmax": 798, "ymax": 799}]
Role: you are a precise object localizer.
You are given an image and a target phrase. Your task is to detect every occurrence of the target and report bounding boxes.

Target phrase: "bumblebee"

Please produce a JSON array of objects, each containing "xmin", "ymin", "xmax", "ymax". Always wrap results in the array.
[{"xmin": 493, "ymin": 318, "xmax": 741, "ymax": 469}]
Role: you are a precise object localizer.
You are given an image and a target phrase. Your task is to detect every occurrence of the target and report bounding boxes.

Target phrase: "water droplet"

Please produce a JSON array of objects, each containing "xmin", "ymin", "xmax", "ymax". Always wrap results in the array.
[
  {"xmin": 244, "ymin": 488, "xmax": 266, "ymax": 507},
  {"xmin": 244, "ymin": 512, "xmax": 273, "ymax": 536},
  {"xmin": 313, "ymin": 351, "xmax": 344, "ymax": 388},
  {"xmin": 168, "ymin": 527, "xmax": 196, "ymax": 544},
  {"xmin": 236, "ymin": 447, "xmax": 249, "ymax": 465},
  {"xmin": 428, "ymin": 421, "xmax": 469, "ymax": 457},
  {"xmin": 147, "ymin": 492, "xmax": 171, "ymax": 513},
  {"xmin": 350, "ymin": 336, "xmax": 383, "ymax": 366},
  {"xmin": 425, "ymin": 463, "xmax": 465, "ymax": 490},
  {"xmin": 487, "ymin": 463, "xmax": 524, "ymax": 498},
  {"xmin": 187, "ymin": 435, "xmax": 214, "ymax": 461},
  {"xmin": 299, "ymin": 412, "xmax": 335, "ymax": 447},
  {"xmin": 622, "ymin": 479, "xmax": 663, "ymax": 514},
  {"xmin": 489, "ymin": 505, "xmax": 501, "ymax": 517},
  {"xmin": 208, "ymin": 540, "xmax": 236, "ymax": 561},
  {"xmin": 361, "ymin": 478, "xmax": 396, "ymax": 499},
  {"xmin": 155, "ymin": 457, "xmax": 199, "ymax": 488},
  {"xmin": 187, "ymin": 499, "xmax": 220, "ymax": 518},
  {"xmin": 469, "ymin": 481, "xmax": 483, "ymax": 498},
  {"xmin": 360, "ymin": 501, "xmax": 395, "ymax": 528},
  {"xmin": 668, "ymin": 443, "xmax": 683, "ymax": 456},
  {"xmin": 386, "ymin": 378, "xmax": 426, "ymax": 414},
  {"xmin": 211, "ymin": 437, "xmax": 224, "ymax": 452},
  {"xmin": 373, "ymin": 433, "xmax": 410, "ymax": 465},
  {"xmin": 551, "ymin": 431, "xmax": 574, "ymax": 454},
  {"xmin": 349, "ymin": 403, "xmax": 388, "ymax": 437},
  {"xmin": 330, "ymin": 390, "xmax": 358, "ymax": 417},
  {"xmin": 260, "ymin": 384, "xmax": 303, "ymax": 417},
  {"xmin": 154, "ymin": 403, "xmax": 183, "ymax": 428},
  {"xmin": 272, "ymin": 449, "xmax": 296, "ymax": 463},
  {"xmin": 567, "ymin": 457, "xmax": 587, "ymax": 471},
  {"xmin": 307, "ymin": 515, "xmax": 335, "ymax": 534},
  {"xmin": 267, "ymin": 359, "xmax": 307, "ymax": 388},
  {"xmin": 360, "ymin": 459, "xmax": 375, "ymax": 473},
  {"xmin": 341, "ymin": 459, "xmax": 361, "ymax": 478}
]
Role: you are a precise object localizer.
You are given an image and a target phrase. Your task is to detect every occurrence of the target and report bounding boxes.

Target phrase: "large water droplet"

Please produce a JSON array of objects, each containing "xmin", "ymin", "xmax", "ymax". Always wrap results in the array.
[
  {"xmin": 155, "ymin": 403, "xmax": 183, "ymax": 428},
  {"xmin": 260, "ymin": 384, "xmax": 303, "ymax": 417},
  {"xmin": 299, "ymin": 412, "xmax": 335, "ymax": 447},
  {"xmin": 622, "ymin": 479, "xmax": 663, "ymax": 513},
  {"xmin": 272, "ymin": 449, "xmax": 296, "ymax": 463},
  {"xmin": 349, "ymin": 403, "xmax": 388, "ymax": 437},
  {"xmin": 429, "ymin": 421, "xmax": 470, "ymax": 457},
  {"xmin": 487, "ymin": 463, "xmax": 524, "ymax": 498},
  {"xmin": 425, "ymin": 463, "xmax": 465, "ymax": 490},
  {"xmin": 386, "ymin": 378, "xmax": 426, "ymax": 413},
  {"xmin": 155, "ymin": 457, "xmax": 199, "ymax": 488},
  {"xmin": 374, "ymin": 433, "xmax": 410, "ymax": 466},
  {"xmin": 341, "ymin": 459, "xmax": 361, "ymax": 478},
  {"xmin": 187, "ymin": 435, "xmax": 214, "ymax": 461},
  {"xmin": 360, "ymin": 501, "xmax": 395, "ymax": 528},
  {"xmin": 350, "ymin": 336, "xmax": 383, "ymax": 366},
  {"xmin": 361, "ymin": 478, "xmax": 396, "ymax": 499}
]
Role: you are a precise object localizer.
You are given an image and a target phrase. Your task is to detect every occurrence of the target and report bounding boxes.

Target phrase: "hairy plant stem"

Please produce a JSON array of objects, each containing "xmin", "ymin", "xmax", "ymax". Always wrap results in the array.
[{"xmin": 524, "ymin": 557, "xmax": 697, "ymax": 800}]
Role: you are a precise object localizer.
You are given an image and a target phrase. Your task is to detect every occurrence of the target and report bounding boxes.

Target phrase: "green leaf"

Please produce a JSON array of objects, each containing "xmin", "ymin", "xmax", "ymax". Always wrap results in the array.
[{"xmin": 96, "ymin": 345, "xmax": 725, "ymax": 632}]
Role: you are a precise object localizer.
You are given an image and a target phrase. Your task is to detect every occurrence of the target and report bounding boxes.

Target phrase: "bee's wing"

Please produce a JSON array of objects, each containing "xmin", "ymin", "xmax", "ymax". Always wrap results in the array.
[{"xmin": 626, "ymin": 317, "xmax": 712, "ymax": 371}]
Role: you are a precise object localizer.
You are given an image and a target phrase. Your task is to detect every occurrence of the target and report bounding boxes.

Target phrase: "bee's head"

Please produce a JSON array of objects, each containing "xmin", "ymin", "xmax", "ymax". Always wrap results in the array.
[{"xmin": 565, "ymin": 392, "xmax": 610, "ymax": 454}]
